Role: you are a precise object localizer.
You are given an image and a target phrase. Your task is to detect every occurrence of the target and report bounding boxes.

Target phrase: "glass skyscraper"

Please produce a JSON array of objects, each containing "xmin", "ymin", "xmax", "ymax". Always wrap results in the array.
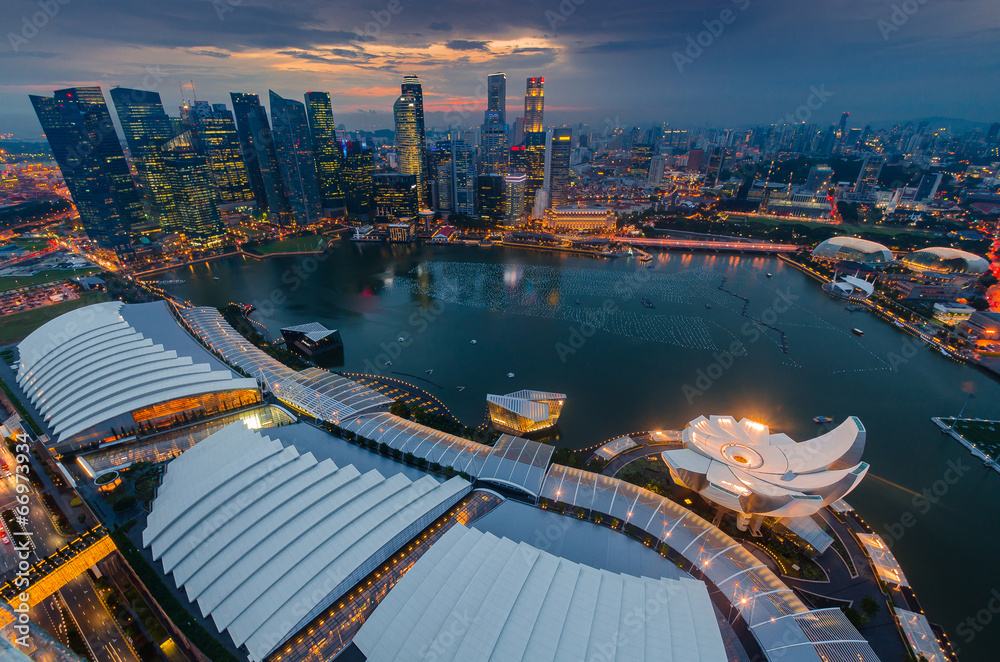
[
  {"xmin": 160, "ymin": 131, "xmax": 225, "ymax": 246},
  {"xmin": 269, "ymin": 90, "xmax": 322, "ymax": 225},
  {"xmin": 188, "ymin": 103, "xmax": 255, "ymax": 206},
  {"xmin": 451, "ymin": 140, "xmax": 477, "ymax": 217},
  {"xmin": 481, "ymin": 73, "xmax": 509, "ymax": 175},
  {"xmin": 109, "ymin": 88, "xmax": 177, "ymax": 227},
  {"xmin": 393, "ymin": 76, "xmax": 428, "ymax": 209},
  {"xmin": 230, "ymin": 93, "xmax": 273, "ymax": 215},
  {"xmin": 524, "ymin": 77, "xmax": 544, "ymax": 133},
  {"xmin": 342, "ymin": 140, "xmax": 374, "ymax": 217},
  {"xmin": 549, "ymin": 127, "xmax": 572, "ymax": 208},
  {"xmin": 305, "ymin": 91, "xmax": 344, "ymax": 210},
  {"xmin": 31, "ymin": 86, "xmax": 143, "ymax": 251}
]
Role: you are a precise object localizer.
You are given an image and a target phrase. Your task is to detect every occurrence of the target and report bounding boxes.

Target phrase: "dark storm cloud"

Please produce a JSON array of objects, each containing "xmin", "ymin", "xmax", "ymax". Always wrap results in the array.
[
  {"xmin": 445, "ymin": 40, "xmax": 490, "ymax": 51},
  {"xmin": 1, "ymin": 0, "xmax": 998, "ymax": 136}
]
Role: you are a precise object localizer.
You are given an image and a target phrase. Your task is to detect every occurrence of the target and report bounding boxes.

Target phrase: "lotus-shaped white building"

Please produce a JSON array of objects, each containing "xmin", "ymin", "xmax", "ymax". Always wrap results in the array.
[{"xmin": 662, "ymin": 416, "xmax": 868, "ymax": 527}]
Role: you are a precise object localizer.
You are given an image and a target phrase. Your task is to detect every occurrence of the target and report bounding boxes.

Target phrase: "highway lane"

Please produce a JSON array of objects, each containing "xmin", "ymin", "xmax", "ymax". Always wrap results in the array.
[{"xmin": 60, "ymin": 574, "xmax": 137, "ymax": 662}]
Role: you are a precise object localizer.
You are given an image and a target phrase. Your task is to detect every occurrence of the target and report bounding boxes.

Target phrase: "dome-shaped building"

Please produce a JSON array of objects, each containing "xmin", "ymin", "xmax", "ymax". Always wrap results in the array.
[
  {"xmin": 902, "ymin": 247, "xmax": 990, "ymax": 276},
  {"xmin": 811, "ymin": 236, "xmax": 893, "ymax": 265}
]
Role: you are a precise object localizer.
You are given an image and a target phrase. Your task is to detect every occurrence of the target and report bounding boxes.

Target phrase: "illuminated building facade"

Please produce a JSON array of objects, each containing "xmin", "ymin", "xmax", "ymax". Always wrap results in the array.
[
  {"xmin": 451, "ymin": 140, "xmax": 476, "ymax": 216},
  {"xmin": 394, "ymin": 83, "xmax": 428, "ymax": 208},
  {"xmin": 481, "ymin": 73, "xmax": 509, "ymax": 174},
  {"xmin": 373, "ymin": 173, "xmax": 418, "ymax": 221},
  {"xmin": 229, "ymin": 92, "xmax": 272, "ymax": 213},
  {"xmin": 543, "ymin": 206, "xmax": 615, "ymax": 232},
  {"xmin": 31, "ymin": 86, "xmax": 143, "ymax": 252},
  {"xmin": 548, "ymin": 127, "xmax": 572, "ymax": 207},
  {"xmin": 661, "ymin": 415, "xmax": 869, "ymax": 529},
  {"xmin": 270, "ymin": 90, "xmax": 323, "ymax": 225},
  {"xmin": 306, "ymin": 91, "xmax": 345, "ymax": 210},
  {"xmin": 342, "ymin": 139, "xmax": 374, "ymax": 217},
  {"xmin": 399, "ymin": 75, "xmax": 428, "ymax": 206},
  {"xmin": 476, "ymin": 174, "xmax": 505, "ymax": 224},
  {"xmin": 524, "ymin": 130, "xmax": 546, "ymax": 214},
  {"xmin": 109, "ymin": 88, "xmax": 176, "ymax": 224},
  {"xmin": 523, "ymin": 77, "xmax": 544, "ymax": 133},
  {"xmin": 486, "ymin": 390, "xmax": 566, "ymax": 435},
  {"xmin": 161, "ymin": 131, "xmax": 226, "ymax": 245},
  {"xmin": 503, "ymin": 173, "xmax": 526, "ymax": 225},
  {"xmin": 188, "ymin": 103, "xmax": 255, "ymax": 206}
]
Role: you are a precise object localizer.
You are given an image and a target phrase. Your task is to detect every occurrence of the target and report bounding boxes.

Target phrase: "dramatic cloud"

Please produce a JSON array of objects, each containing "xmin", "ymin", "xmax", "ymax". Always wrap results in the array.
[{"xmin": 1, "ymin": 0, "xmax": 997, "ymax": 137}]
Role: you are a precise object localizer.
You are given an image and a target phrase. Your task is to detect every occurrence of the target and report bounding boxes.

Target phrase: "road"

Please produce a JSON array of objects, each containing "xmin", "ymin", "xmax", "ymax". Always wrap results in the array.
[
  {"xmin": 626, "ymin": 236, "xmax": 800, "ymax": 253},
  {"xmin": 60, "ymin": 574, "xmax": 137, "ymax": 662}
]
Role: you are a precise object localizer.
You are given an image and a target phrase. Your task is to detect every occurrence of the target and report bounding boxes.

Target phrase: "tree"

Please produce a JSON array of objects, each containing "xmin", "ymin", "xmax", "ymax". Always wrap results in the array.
[
  {"xmin": 861, "ymin": 595, "xmax": 881, "ymax": 618},
  {"xmin": 389, "ymin": 398, "xmax": 412, "ymax": 419}
]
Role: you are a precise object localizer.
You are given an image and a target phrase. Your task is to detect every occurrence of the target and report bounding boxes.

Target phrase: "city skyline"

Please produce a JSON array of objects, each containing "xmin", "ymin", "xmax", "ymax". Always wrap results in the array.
[{"xmin": 3, "ymin": 0, "xmax": 1000, "ymax": 138}]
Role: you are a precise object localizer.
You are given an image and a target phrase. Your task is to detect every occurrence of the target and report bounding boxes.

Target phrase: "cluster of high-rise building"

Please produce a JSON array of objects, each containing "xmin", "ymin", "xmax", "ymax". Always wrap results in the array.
[
  {"xmin": 31, "ymin": 85, "xmax": 358, "ymax": 253},
  {"xmin": 31, "ymin": 72, "xmax": 583, "ymax": 252},
  {"xmin": 391, "ymin": 73, "xmax": 573, "ymax": 227}
]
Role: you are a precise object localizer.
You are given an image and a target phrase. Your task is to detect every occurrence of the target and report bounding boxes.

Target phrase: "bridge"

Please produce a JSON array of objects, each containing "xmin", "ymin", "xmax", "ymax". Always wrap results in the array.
[
  {"xmin": 0, "ymin": 525, "xmax": 116, "ymax": 627},
  {"xmin": 626, "ymin": 236, "xmax": 800, "ymax": 254}
]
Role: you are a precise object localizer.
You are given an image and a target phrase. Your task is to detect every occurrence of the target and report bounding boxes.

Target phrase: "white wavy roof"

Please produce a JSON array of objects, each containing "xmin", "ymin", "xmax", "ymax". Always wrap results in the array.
[
  {"xmin": 142, "ymin": 421, "xmax": 470, "ymax": 661},
  {"xmin": 16, "ymin": 301, "xmax": 257, "ymax": 442},
  {"xmin": 903, "ymin": 246, "xmax": 990, "ymax": 274},
  {"xmin": 354, "ymin": 524, "xmax": 726, "ymax": 662},
  {"xmin": 662, "ymin": 416, "xmax": 868, "ymax": 518}
]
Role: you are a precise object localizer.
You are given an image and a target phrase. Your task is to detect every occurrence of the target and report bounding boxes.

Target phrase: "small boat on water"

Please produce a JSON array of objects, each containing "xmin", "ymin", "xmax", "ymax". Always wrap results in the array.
[
  {"xmin": 766, "ymin": 273, "xmax": 773, "ymax": 279},
  {"xmin": 426, "ymin": 369, "xmax": 433, "ymax": 375},
  {"xmin": 705, "ymin": 304, "xmax": 711, "ymax": 309},
  {"xmin": 213, "ymin": 277, "xmax": 220, "ymax": 280},
  {"xmin": 385, "ymin": 360, "xmax": 392, "ymax": 366},
  {"xmin": 457, "ymin": 386, "xmax": 465, "ymax": 391},
  {"xmin": 851, "ymin": 328, "xmax": 864, "ymax": 336},
  {"xmin": 576, "ymin": 299, "xmax": 581, "ymax": 305},
  {"xmin": 507, "ymin": 372, "xmax": 515, "ymax": 378},
  {"xmin": 397, "ymin": 337, "xmax": 405, "ymax": 342},
  {"xmin": 641, "ymin": 298, "xmax": 655, "ymax": 309},
  {"xmin": 813, "ymin": 416, "xmax": 833, "ymax": 424},
  {"xmin": 470, "ymin": 339, "xmax": 477, "ymax": 345}
]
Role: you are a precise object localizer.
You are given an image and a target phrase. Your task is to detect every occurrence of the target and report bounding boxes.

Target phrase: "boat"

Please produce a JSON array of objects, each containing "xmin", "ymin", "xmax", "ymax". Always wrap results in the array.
[
  {"xmin": 641, "ymin": 298, "xmax": 654, "ymax": 309},
  {"xmin": 507, "ymin": 372, "xmax": 515, "ymax": 378},
  {"xmin": 426, "ymin": 369, "xmax": 433, "ymax": 375},
  {"xmin": 470, "ymin": 339, "xmax": 477, "ymax": 345},
  {"xmin": 766, "ymin": 273, "xmax": 773, "ymax": 279},
  {"xmin": 385, "ymin": 360, "xmax": 392, "ymax": 366},
  {"xmin": 397, "ymin": 337, "xmax": 405, "ymax": 342},
  {"xmin": 213, "ymin": 277, "xmax": 220, "ymax": 280},
  {"xmin": 813, "ymin": 416, "xmax": 833, "ymax": 424},
  {"xmin": 705, "ymin": 304, "xmax": 711, "ymax": 309},
  {"xmin": 457, "ymin": 386, "xmax": 465, "ymax": 391},
  {"xmin": 851, "ymin": 328, "xmax": 864, "ymax": 336},
  {"xmin": 576, "ymin": 299, "xmax": 581, "ymax": 305}
]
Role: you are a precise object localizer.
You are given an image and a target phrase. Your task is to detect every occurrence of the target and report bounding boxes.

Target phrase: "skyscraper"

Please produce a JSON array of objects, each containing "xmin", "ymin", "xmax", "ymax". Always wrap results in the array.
[
  {"xmin": 451, "ymin": 140, "xmax": 477, "ymax": 217},
  {"xmin": 400, "ymin": 75, "xmax": 428, "ymax": 204},
  {"xmin": 188, "ymin": 104, "xmax": 255, "ymax": 206},
  {"xmin": 394, "ymin": 83, "xmax": 428, "ymax": 208},
  {"xmin": 305, "ymin": 91, "xmax": 345, "ymax": 210},
  {"xmin": 31, "ymin": 87, "xmax": 143, "ymax": 251},
  {"xmin": 342, "ymin": 140, "xmax": 374, "ymax": 217},
  {"xmin": 548, "ymin": 127, "xmax": 572, "ymax": 208},
  {"xmin": 269, "ymin": 90, "xmax": 322, "ymax": 225},
  {"xmin": 523, "ymin": 131, "xmax": 546, "ymax": 216},
  {"xmin": 481, "ymin": 73, "xmax": 509, "ymax": 174},
  {"xmin": 524, "ymin": 77, "xmax": 544, "ymax": 133},
  {"xmin": 476, "ymin": 174, "xmax": 505, "ymax": 224},
  {"xmin": 630, "ymin": 143, "xmax": 654, "ymax": 180},
  {"xmin": 160, "ymin": 131, "xmax": 225, "ymax": 246},
  {"xmin": 373, "ymin": 173, "xmax": 418, "ymax": 221},
  {"xmin": 109, "ymin": 88, "xmax": 176, "ymax": 225},
  {"xmin": 503, "ymin": 173, "xmax": 526, "ymax": 225},
  {"xmin": 854, "ymin": 154, "xmax": 884, "ymax": 200},
  {"xmin": 230, "ymin": 93, "xmax": 270, "ymax": 214}
]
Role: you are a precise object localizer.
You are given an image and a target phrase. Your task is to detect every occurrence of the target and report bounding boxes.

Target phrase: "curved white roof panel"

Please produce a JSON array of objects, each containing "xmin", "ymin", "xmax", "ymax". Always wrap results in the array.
[
  {"xmin": 903, "ymin": 246, "xmax": 990, "ymax": 275},
  {"xmin": 16, "ymin": 301, "xmax": 258, "ymax": 443},
  {"xmin": 272, "ymin": 367, "xmax": 391, "ymax": 422},
  {"xmin": 662, "ymin": 416, "xmax": 868, "ymax": 519},
  {"xmin": 354, "ymin": 524, "xmax": 727, "ymax": 662},
  {"xmin": 811, "ymin": 236, "xmax": 893, "ymax": 264},
  {"xmin": 143, "ymin": 421, "xmax": 470, "ymax": 661}
]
